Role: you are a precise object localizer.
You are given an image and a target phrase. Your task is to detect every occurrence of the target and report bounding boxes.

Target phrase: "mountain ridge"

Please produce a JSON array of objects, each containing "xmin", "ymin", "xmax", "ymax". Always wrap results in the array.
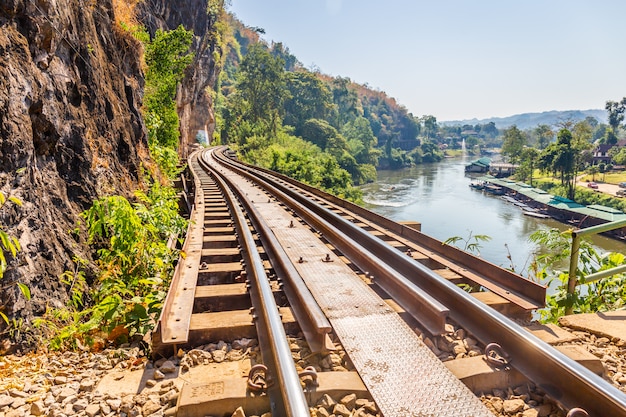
[{"xmin": 442, "ymin": 109, "xmax": 607, "ymax": 130}]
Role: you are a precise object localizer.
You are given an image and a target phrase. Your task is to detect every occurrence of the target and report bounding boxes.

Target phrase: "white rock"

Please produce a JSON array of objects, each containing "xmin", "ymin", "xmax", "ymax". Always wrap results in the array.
[
  {"xmin": 79, "ymin": 379, "xmax": 96, "ymax": 392},
  {"xmin": 106, "ymin": 398, "xmax": 122, "ymax": 411},
  {"xmin": 73, "ymin": 399, "xmax": 88, "ymax": 412},
  {"xmin": 211, "ymin": 350, "xmax": 226, "ymax": 363},
  {"xmin": 503, "ymin": 399, "xmax": 525, "ymax": 414},
  {"xmin": 85, "ymin": 403, "xmax": 100, "ymax": 417},
  {"xmin": 29, "ymin": 401, "xmax": 45, "ymax": 416},
  {"xmin": 141, "ymin": 399, "xmax": 161, "ymax": 416},
  {"xmin": 0, "ymin": 395, "xmax": 14, "ymax": 408}
]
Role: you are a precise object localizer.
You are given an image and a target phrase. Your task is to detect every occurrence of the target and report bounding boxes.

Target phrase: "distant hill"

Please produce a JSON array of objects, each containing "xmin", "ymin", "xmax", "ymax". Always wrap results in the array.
[{"xmin": 442, "ymin": 109, "xmax": 607, "ymax": 130}]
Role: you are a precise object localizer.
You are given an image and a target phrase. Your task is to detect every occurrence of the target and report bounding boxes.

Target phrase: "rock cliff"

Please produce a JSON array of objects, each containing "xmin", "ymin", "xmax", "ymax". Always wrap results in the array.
[
  {"xmin": 137, "ymin": 0, "xmax": 219, "ymax": 158},
  {"xmin": 0, "ymin": 0, "xmax": 218, "ymax": 334}
]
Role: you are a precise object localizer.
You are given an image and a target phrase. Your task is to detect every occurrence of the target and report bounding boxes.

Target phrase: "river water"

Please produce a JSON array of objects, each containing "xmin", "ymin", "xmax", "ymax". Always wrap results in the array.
[{"xmin": 360, "ymin": 155, "xmax": 626, "ymax": 279}]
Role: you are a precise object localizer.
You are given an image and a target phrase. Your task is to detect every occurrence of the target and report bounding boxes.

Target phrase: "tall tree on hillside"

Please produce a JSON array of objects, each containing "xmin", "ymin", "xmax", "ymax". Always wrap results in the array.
[
  {"xmin": 341, "ymin": 116, "xmax": 379, "ymax": 165},
  {"xmin": 235, "ymin": 43, "xmax": 286, "ymax": 136},
  {"xmin": 501, "ymin": 125, "xmax": 526, "ymax": 163},
  {"xmin": 331, "ymin": 77, "xmax": 359, "ymax": 126},
  {"xmin": 270, "ymin": 42, "xmax": 299, "ymax": 71},
  {"xmin": 283, "ymin": 71, "xmax": 334, "ymax": 135}
]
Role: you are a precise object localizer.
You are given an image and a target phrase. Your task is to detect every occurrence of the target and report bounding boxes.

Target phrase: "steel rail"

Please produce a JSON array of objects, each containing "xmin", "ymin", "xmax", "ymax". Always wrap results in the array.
[
  {"xmin": 199, "ymin": 153, "xmax": 310, "ymax": 417},
  {"xmin": 212, "ymin": 147, "xmax": 626, "ymax": 417},
  {"xmin": 208, "ymin": 152, "xmax": 449, "ymax": 334},
  {"xmin": 199, "ymin": 150, "xmax": 335, "ymax": 353},
  {"xmin": 221, "ymin": 149, "xmax": 546, "ymax": 307}
]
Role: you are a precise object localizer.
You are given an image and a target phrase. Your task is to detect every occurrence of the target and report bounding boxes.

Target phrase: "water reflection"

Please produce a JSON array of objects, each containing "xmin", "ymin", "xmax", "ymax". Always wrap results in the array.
[{"xmin": 361, "ymin": 157, "xmax": 626, "ymax": 277}]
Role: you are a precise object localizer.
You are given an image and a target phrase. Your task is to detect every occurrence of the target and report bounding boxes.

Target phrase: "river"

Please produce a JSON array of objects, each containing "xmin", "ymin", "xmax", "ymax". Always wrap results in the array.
[{"xmin": 360, "ymin": 155, "xmax": 626, "ymax": 279}]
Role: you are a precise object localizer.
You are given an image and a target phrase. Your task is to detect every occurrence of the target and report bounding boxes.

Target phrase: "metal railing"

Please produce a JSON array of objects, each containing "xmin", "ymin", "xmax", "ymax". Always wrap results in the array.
[{"xmin": 567, "ymin": 218, "xmax": 626, "ymax": 314}]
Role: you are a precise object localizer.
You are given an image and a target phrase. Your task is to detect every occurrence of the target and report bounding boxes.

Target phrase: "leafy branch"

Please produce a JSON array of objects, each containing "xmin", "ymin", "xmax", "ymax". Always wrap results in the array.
[
  {"xmin": 0, "ymin": 191, "xmax": 30, "ymax": 325},
  {"xmin": 444, "ymin": 231, "xmax": 491, "ymax": 256}
]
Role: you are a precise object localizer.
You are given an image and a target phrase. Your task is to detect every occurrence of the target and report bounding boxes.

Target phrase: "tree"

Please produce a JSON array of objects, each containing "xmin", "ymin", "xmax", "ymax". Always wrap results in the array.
[
  {"xmin": 422, "ymin": 115, "xmax": 438, "ymax": 139},
  {"xmin": 610, "ymin": 147, "xmax": 626, "ymax": 166},
  {"xmin": 534, "ymin": 124, "xmax": 554, "ymax": 150},
  {"xmin": 270, "ymin": 42, "xmax": 299, "ymax": 71},
  {"xmin": 330, "ymin": 77, "xmax": 359, "ymax": 126},
  {"xmin": 235, "ymin": 43, "xmax": 287, "ymax": 136},
  {"xmin": 518, "ymin": 147, "xmax": 540, "ymax": 186},
  {"xmin": 587, "ymin": 165, "xmax": 600, "ymax": 181},
  {"xmin": 144, "ymin": 25, "xmax": 194, "ymax": 149},
  {"xmin": 605, "ymin": 97, "xmax": 626, "ymax": 145},
  {"xmin": 482, "ymin": 122, "xmax": 498, "ymax": 138},
  {"xmin": 300, "ymin": 119, "xmax": 340, "ymax": 151},
  {"xmin": 501, "ymin": 125, "xmax": 526, "ymax": 163},
  {"xmin": 539, "ymin": 129, "xmax": 577, "ymax": 199},
  {"xmin": 283, "ymin": 71, "xmax": 334, "ymax": 135},
  {"xmin": 341, "ymin": 117, "xmax": 379, "ymax": 165},
  {"xmin": 606, "ymin": 98, "xmax": 626, "ymax": 132}
]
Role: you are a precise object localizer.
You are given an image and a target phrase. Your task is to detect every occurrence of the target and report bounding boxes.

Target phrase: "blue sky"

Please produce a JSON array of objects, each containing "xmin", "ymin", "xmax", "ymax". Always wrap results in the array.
[{"xmin": 228, "ymin": 1, "xmax": 626, "ymax": 122}]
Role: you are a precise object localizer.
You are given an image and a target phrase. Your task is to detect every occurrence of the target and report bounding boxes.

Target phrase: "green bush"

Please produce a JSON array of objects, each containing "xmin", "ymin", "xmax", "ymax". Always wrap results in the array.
[
  {"xmin": 35, "ymin": 183, "xmax": 187, "ymax": 349},
  {"xmin": 529, "ymin": 228, "xmax": 626, "ymax": 322}
]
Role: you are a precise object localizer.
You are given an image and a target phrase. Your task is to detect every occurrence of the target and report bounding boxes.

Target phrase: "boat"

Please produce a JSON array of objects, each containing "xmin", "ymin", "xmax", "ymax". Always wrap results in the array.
[
  {"xmin": 522, "ymin": 210, "xmax": 551, "ymax": 219},
  {"xmin": 484, "ymin": 184, "xmax": 505, "ymax": 195},
  {"xmin": 469, "ymin": 181, "xmax": 485, "ymax": 190}
]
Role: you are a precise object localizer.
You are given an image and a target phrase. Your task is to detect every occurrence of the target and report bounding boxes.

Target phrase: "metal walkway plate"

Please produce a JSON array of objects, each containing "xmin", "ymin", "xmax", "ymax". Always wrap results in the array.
[{"xmin": 215, "ymin": 163, "xmax": 493, "ymax": 417}]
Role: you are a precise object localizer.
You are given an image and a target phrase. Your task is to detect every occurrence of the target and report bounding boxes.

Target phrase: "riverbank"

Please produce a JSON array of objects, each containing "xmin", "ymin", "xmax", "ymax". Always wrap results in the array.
[
  {"xmin": 475, "ymin": 176, "xmax": 626, "ymax": 240},
  {"xmin": 361, "ymin": 158, "xmax": 626, "ymax": 277}
]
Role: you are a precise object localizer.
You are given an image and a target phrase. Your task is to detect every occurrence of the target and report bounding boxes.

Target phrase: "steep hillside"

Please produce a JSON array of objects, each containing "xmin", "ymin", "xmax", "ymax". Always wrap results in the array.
[
  {"xmin": 0, "ymin": 0, "xmax": 150, "ymax": 325},
  {"xmin": 0, "ymin": 0, "xmax": 219, "ymax": 333}
]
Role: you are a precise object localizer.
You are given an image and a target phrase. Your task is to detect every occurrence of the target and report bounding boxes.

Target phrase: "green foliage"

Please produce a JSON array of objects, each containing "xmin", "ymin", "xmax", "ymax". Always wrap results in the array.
[
  {"xmin": 0, "ymin": 191, "xmax": 30, "ymax": 326},
  {"xmin": 501, "ymin": 125, "xmax": 527, "ymax": 163},
  {"xmin": 35, "ymin": 183, "xmax": 187, "ymax": 349},
  {"xmin": 227, "ymin": 43, "xmax": 287, "ymax": 139},
  {"xmin": 240, "ymin": 131, "xmax": 363, "ymax": 203},
  {"xmin": 444, "ymin": 231, "xmax": 491, "ymax": 256},
  {"xmin": 148, "ymin": 143, "xmax": 182, "ymax": 179},
  {"xmin": 529, "ymin": 229, "xmax": 626, "ymax": 322},
  {"xmin": 515, "ymin": 147, "xmax": 540, "ymax": 185},
  {"xmin": 118, "ymin": 21, "xmax": 150, "ymax": 43},
  {"xmin": 284, "ymin": 71, "xmax": 334, "ymax": 134},
  {"xmin": 538, "ymin": 129, "xmax": 578, "ymax": 199},
  {"xmin": 144, "ymin": 25, "xmax": 194, "ymax": 149},
  {"xmin": 0, "ymin": 192, "xmax": 22, "ymax": 280}
]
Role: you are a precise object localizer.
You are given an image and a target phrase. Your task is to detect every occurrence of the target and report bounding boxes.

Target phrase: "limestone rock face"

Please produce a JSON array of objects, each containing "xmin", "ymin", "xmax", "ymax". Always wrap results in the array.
[
  {"xmin": 137, "ymin": 0, "xmax": 219, "ymax": 158},
  {"xmin": 0, "ymin": 0, "xmax": 149, "ymax": 325}
]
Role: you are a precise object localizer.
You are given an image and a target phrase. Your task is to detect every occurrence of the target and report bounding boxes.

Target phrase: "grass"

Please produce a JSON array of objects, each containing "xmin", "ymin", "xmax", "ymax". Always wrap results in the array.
[{"xmin": 579, "ymin": 171, "xmax": 626, "ymax": 184}]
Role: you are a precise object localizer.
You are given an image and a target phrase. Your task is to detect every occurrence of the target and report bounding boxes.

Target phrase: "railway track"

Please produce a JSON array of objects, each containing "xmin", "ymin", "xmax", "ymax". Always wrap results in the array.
[{"xmin": 153, "ymin": 147, "xmax": 626, "ymax": 417}]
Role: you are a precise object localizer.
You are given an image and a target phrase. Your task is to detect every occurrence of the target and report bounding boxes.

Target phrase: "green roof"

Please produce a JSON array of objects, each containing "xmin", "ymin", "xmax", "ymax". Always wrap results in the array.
[
  {"xmin": 474, "ymin": 176, "xmax": 626, "ymax": 223},
  {"xmin": 470, "ymin": 157, "xmax": 491, "ymax": 167},
  {"xmin": 570, "ymin": 205, "xmax": 626, "ymax": 222}
]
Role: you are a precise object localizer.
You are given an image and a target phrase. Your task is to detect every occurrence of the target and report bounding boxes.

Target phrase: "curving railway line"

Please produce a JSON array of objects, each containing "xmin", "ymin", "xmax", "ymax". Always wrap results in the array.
[{"xmin": 153, "ymin": 147, "xmax": 626, "ymax": 417}]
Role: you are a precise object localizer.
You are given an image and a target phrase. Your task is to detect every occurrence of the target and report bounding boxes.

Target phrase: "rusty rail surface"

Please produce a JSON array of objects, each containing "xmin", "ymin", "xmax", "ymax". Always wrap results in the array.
[{"xmin": 210, "ymin": 146, "xmax": 626, "ymax": 417}]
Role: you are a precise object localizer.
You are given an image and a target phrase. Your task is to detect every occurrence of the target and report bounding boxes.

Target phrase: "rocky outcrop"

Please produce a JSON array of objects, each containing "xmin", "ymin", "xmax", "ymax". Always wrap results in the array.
[
  {"xmin": 0, "ymin": 0, "xmax": 150, "ymax": 326},
  {"xmin": 137, "ymin": 0, "xmax": 219, "ymax": 158}
]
